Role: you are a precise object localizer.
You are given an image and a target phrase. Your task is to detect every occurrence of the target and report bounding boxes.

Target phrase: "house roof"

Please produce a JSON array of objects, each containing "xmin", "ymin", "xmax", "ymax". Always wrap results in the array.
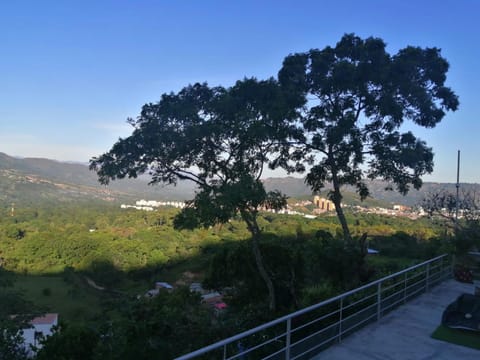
[
  {"xmin": 155, "ymin": 281, "xmax": 173, "ymax": 289},
  {"xmin": 201, "ymin": 292, "xmax": 221, "ymax": 301},
  {"xmin": 31, "ymin": 313, "xmax": 58, "ymax": 325},
  {"xmin": 145, "ymin": 289, "xmax": 160, "ymax": 297}
]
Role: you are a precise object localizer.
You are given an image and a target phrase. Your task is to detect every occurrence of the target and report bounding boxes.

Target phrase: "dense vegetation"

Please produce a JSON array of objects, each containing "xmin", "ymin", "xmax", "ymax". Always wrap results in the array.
[
  {"xmin": 0, "ymin": 201, "xmax": 454, "ymax": 358},
  {"xmin": 0, "ymin": 203, "xmax": 445, "ymax": 277}
]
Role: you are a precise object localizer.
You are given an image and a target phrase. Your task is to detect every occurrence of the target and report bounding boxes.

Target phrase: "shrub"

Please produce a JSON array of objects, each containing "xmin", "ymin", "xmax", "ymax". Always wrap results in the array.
[{"xmin": 42, "ymin": 288, "xmax": 52, "ymax": 296}]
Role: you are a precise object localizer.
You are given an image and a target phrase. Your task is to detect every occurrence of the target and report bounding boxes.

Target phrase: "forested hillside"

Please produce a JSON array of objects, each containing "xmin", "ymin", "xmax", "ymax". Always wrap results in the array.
[
  {"xmin": 0, "ymin": 202, "xmax": 452, "ymax": 358},
  {"xmin": 0, "ymin": 203, "xmax": 445, "ymax": 276},
  {"xmin": 0, "ymin": 152, "xmax": 195, "ymax": 205},
  {"xmin": 2, "ymin": 152, "xmax": 478, "ymax": 207}
]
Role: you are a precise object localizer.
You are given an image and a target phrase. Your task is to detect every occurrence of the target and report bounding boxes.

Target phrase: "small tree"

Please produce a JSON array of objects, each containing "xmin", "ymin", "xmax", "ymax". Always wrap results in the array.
[
  {"xmin": 90, "ymin": 79, "xmax": 300, "ymax": 311},
  {"xmin": 421, "ymin": 189, "xmax": 480, "ymax": 254},
  {"xmin": 279, "ymin": 34, "xmax": 459, "ymax": 245},
  {"xmin": 0, "ymin": 269, "xmax": 36, "ymax": 360},
  {"xmin": 35, "ymin": 324, "xmax": 99, "ymax": 360},
  {"xmin": 422, "ymin": 189, "xmax": 480, "ymax": 224}
]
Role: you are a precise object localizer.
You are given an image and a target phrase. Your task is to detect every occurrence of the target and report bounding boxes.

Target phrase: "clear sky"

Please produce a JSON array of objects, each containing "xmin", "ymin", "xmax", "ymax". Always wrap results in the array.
[{"xmin": 1, "ymin": 0, "xmax": 478, "ymax": 183}]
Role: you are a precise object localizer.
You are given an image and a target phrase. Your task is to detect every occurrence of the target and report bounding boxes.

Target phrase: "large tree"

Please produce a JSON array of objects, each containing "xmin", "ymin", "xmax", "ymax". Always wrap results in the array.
[
  {"xmin": 90, "ymin": 79, "xmax": 301, "ymax": 311},
  {"xmin": 279, "ymin": 34, "xmax": 459, "ymax": 243}
]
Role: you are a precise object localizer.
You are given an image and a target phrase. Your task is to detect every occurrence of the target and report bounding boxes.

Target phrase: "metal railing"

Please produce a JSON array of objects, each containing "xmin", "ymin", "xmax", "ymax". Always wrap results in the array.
[{"xmin": 176, "ymin": 254, "xmax": 451, "ymax": 360}]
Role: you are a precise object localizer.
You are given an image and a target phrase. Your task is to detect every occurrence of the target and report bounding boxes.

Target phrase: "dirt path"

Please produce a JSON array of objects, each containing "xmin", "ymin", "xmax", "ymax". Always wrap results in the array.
[{"xmin": 85, "ymin": 276, "xmax": 105, "ymax": 290}]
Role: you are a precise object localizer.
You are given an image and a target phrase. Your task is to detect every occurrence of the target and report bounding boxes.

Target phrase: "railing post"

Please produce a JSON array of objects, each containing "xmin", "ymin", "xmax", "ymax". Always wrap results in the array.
[
  {"xmin": 403, "ymin": 272, "xmax": 407, "ymax": 304},
  {"xmin": 285, "ymin": 318, "xmax": 291, "ymax": 360},
  {"xmin": 426, "ymin": 263, "xmax": 430, "ymax": 292},
  {"xmin": 339, "ymin": 297, "xmax": 343, "ymax": 342},
  {"xmin": 174, "ymin": 254, "xmax": 451, "ymax": 360},
  {"xmin": 452, "ymin": 254, "xmax": 456, "ymax": 278},
  {"xmin": 439, "ymin": 256, "xmax": 444, "ymax": 280},
  {"xmin": 376, "ymin": 282, "xmax": 382, "ymax": 321}
]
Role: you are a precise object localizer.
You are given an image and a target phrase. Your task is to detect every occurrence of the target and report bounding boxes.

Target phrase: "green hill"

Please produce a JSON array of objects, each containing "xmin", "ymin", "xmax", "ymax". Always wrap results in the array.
[
  {"xmin": 1, "ymin": 152, "xmax": 478, "ymax": 207},
  {"xmin": 0, "ymin": 152, "xmax": 196, "ymax": 206}
]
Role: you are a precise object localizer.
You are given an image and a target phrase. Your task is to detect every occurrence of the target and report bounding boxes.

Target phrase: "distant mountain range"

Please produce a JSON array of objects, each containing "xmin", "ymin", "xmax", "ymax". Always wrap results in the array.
[
  {"xmin": 0, "ymin": 152, "xmax": 194, "ymax": 206},
  {"xmin": 1, "ymin": 152, "xmax": 478, "ymax": 207}
]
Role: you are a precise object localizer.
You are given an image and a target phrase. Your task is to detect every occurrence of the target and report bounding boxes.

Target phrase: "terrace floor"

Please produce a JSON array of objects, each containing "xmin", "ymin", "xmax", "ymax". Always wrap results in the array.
[{"xmin": 312, "ymin": 279, "xmax": 479, "ymax": 360}]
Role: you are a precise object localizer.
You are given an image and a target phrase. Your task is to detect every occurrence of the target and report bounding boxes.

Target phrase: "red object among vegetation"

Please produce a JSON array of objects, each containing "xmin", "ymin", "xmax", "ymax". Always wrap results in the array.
[
  {"xmin": 454, "ymin": 265, "xmax": 473, "ymax": 283},
  {"xmin": 214, "ymin": 302, "xmax": 227, "ymax": 310}
]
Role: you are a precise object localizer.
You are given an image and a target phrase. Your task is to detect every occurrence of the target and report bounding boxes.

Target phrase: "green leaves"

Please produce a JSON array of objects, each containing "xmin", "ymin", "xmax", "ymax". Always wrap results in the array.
[
  {"xmin": 90, "ymin": 78, "xmax": 298, "ymax": 232},
  {"xmin": 88, "ymin": 35, "xmax": 459, "ymax": 309},
  {"xmin": 264, "ymin": 190, "xmax": 288, "ymax": 211},
  {"xmin": 90, "ymin": 78, "xmax": 300, "ymax": 312},
  {"xmin": 174, "ymin": 175, "xmax": 273, "ymax": 230},
  {"xmin": 279, "ymin": 33, "xmax": 458, "ymax": 242},
  {"xmin": 280, "ymin": 33, "xmax": 458, "ymax": 194}
]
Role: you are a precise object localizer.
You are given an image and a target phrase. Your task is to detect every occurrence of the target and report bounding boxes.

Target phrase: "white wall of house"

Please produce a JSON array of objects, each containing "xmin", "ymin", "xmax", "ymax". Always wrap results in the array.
[{"xmin": 22, "ymin": 314, "xmax": 58, "ymax": 356}]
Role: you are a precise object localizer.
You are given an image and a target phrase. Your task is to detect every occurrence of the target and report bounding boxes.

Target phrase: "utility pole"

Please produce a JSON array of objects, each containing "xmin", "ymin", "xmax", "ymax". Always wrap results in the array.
[
  {"xmin": 11, "ymin": 202, "xmax": 15, "ymax": 217},
  {"xmin": 455, "ymin": 150, "xmax": 460, "ymax": 231}
]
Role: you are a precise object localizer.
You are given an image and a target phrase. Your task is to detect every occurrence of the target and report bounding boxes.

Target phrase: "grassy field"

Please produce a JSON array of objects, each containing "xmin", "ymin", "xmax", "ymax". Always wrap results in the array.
[
  {"xmin": 431, "ymin": 325, "xmax": 480, "ymax": 350},
  {"xmin": 13, "ymin": 274, "xmax": 105, "ymax": 323},
  {"xmin": 11, "ymin": 259, "xmax": 208, "ymax": 325}
]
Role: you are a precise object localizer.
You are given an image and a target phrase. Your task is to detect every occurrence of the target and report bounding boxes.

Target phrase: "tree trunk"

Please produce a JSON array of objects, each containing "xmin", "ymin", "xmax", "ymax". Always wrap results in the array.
[
  {"xmin": 241, "ymin": 210, "xmax": 276, "ymax": 312},
  {"xmin": 289, "ymin": 267, "xmax": 299, "ymax": 309},
  {"xmin": 331, "ymin": 174, "xmax": 352, "ymax": 243},
  {"xmin": 252, "ymin": 232, "xmax": 276, "ymax": 311}
]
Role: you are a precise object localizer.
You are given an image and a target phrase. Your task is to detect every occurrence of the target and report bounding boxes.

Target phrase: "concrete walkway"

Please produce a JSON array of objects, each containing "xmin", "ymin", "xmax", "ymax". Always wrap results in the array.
[{"xmin": 313, "ymin": 279, "xmax": 479, "ymax": 360}]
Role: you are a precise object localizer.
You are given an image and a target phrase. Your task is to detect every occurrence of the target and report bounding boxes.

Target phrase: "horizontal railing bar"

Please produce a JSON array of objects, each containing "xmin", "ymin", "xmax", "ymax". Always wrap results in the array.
[
  {"xmin": 407, "ymin": 276, "xmax": 426, "ymax": 285},
  {"xmin": 228, "ymin": 351, "xmax": 252, "ymax": 360},
  {"xmin": 430, "ymin": 276, "xmax": 443, "ymax": 285},
  {"xmin": 261, "ymin": 347, "xmax": 286, "ymax": 360},
  {"xmin": 381, "ymin": 280, "xmax": 405, "ymax": 292},
  {"xmin": 381, "ymin": 297, "xmax": 405, "ymax": 312},
  {"xmin": 291, "ymin": 322, "xmax": 338, "ymax": 348},
  {"xmin": 291, "ymin": 332, "xmax": 338, "ymax": 360},
  {"xmin": 405, "ymin": 286, "xmax": 426, "ymax": 298},
  {"xmin": 229, "ymin": 333, "xmax": 286, "ymax": 359},
  {"xmin": 340, "ymin": 312, "xmax": 377, "ymax": 334},
  {"xmin": 291, "ymin": 308, "xmax": 340, "ymax": 334},
  {"xmin": 381, "ymin": 289, "xmax": 404, "ymax": 303},
  {"xmin": 340, "ymin": 303, "xmax": 377, "ymax": 323},
  {"xmin": 407, "ymin": 270, "xmax": 427, "ymax": 281},
  {"xmin": 405, "ymin": 279, "xmax": 426, "ymax": 291},
  {"xmin": 228, "ymin": 333, "xmax": 287, "ymax": 360},
  {"xmin": 307, "ymin": 333, "xmax": 339, "ymax": 352},
  {"xmin": 343, "ymin": 293, "xmax": 377, "ymax": 310},
  {"xmin": 175, "ymin": 254, "xmax": 448, "ymax": 360}
]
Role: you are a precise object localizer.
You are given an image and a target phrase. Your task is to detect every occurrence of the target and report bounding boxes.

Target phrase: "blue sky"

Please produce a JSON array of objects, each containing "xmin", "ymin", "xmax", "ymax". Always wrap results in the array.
[{"xmin": 1, "ymin": 0, "xmax": 478, "ymax": 183}]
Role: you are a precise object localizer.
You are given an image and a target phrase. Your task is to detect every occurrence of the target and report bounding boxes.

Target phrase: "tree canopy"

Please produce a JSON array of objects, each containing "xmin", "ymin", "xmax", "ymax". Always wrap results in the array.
[
  {"xmin": 91, "ymin": 79, "xmax": 300, "ymax": 187},
  {"xmin": 90, "ymin": 33, "xmax": 459, "ymax": 309},
  {"xmin": 90, "ymin": 78, "xmax": 300, "ymax": 311},
  {"xmin": 278, "ymin": 33, "xmax": 459, "ymax": 242}
]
